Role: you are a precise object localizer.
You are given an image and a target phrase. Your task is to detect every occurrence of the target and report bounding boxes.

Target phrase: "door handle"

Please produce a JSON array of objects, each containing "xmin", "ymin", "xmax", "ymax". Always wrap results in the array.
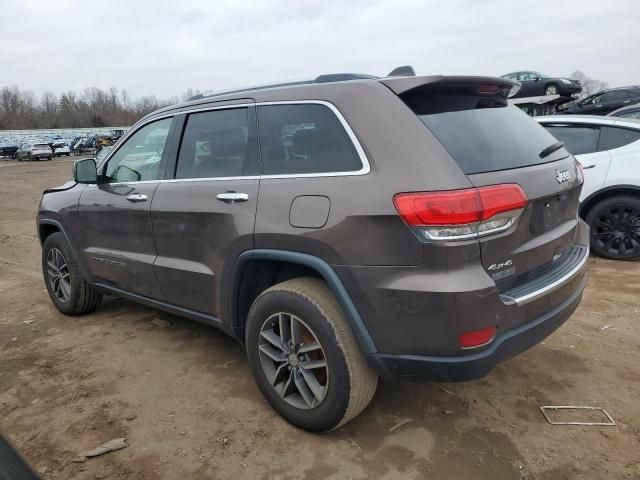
[
  {"xmin": 126, "ymin": 193, "xmax": 148, "ymax": 202},
  {"xmin": 582, "ymin": 165, "xmax": 596, "ymax": 169},
  {"xmin": 217, "ymin": 192, "xmax": 249, "ymax": 203}
]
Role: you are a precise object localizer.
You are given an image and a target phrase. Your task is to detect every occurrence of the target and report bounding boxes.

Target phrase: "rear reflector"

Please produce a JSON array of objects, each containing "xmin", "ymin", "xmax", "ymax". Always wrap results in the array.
[
  {"xmin": 393, "ymin": 184, "xmax": 527, "ymax": 240},
  {"xmin": 459, "ymin": 326, "xmax": 496, "ymax": 349}
]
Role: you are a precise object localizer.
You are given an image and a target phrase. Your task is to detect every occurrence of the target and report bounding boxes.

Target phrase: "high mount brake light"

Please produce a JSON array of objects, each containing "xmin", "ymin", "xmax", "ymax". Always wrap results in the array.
[{"xmin": 393, "ymin": 184, "xmax": 528, "ymax": 241}]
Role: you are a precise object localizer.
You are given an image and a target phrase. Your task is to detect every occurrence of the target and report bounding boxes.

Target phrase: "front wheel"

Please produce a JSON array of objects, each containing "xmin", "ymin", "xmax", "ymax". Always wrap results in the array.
[
  {"xmin": 586, "ymin": 195, "xmax": 640, "ymax": 260},
  {"xmin": 42, "ymin": 232, "xmax": 102, "ymax": 314},
  {"xmin": 246, "ymin": 277, "xmax": 378, "ymax": 432}
]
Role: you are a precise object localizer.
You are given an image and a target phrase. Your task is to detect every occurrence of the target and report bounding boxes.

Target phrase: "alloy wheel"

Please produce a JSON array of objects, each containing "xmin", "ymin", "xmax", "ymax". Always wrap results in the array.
[
  {"xmin": 46, "ymin": 248, "xmax": 71, "ymax": 303},
  {"xmin": 546, "ymin": 85, "xmax": 558, "ymax": 95},
  {"xmin": 258, "ymin": 312, "xmax": 329, "ymax": 410},
  {"xmin": 591, "ymin": 204, "xmax": 640, "ymax": 257}
]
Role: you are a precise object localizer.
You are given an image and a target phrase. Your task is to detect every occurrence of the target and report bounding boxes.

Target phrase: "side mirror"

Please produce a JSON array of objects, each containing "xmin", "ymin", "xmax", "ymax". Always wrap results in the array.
[
  {"xmin": 533, "ymin": 76, "xmax": 541, "ymax": 81},
  {"xmin": 73, "ymin": 158, "xmax": 97, "ymax": 184}
]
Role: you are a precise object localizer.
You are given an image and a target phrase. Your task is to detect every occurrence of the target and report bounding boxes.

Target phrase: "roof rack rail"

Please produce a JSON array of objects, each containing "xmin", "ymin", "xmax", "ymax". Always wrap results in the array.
[{"xmin": 189, "ymin": 66, "xmax": 416, "ymax": 101}]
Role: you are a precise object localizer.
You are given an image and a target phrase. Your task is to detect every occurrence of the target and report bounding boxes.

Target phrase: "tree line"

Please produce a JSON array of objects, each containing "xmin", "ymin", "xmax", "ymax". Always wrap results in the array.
[{"xmin": 0, "ymin": 86, "xmax": 201, "ymax": 130}]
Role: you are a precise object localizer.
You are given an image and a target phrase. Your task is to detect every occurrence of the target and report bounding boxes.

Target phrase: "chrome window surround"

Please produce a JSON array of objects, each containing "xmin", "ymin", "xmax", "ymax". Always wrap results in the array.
[{"xmin": 96, "ymin": 100, "xmax": 370, "ymax": 186}]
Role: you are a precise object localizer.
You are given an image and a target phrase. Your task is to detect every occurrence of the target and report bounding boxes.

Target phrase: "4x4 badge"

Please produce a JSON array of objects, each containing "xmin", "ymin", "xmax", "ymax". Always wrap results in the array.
[{"xmin": 556, "ymin": 169, "xmax": 571, "ymax": 184}]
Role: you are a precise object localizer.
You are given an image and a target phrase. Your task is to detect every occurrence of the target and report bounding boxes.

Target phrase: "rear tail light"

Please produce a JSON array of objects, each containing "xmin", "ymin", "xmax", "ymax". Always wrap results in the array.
[
  {"xmin": 393, "ymin": 184, "xmax": 528, "ymax": 241},
  {"xmin": 459, "ymin": 326, "xmax": 496, "ymax": 349}
]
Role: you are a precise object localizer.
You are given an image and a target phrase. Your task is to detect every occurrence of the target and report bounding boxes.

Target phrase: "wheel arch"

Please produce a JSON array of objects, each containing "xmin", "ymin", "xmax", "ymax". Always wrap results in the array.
[
  {"xmin": 580, "ymin": 185, "xmax": 640, "ymax": 218},
  {"xmin": 229, "ymin": 249, "xmax": 377, "ymax": 354},
  {"xmin": 38, "ymin": 219, "xmax": 92, "ymax": 281}
]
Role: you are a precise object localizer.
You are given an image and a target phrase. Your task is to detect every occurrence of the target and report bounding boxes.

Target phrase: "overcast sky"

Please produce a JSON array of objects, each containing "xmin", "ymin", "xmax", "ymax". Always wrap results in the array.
[{"xmin": 2, "ymin": 0, "xmax": 638, "ymax": 99}]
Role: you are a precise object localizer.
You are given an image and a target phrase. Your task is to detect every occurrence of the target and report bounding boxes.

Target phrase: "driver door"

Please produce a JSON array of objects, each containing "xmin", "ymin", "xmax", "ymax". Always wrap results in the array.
[{"xmin": 76, "ymin": 116, "xmax": 175, "ymax": 299}]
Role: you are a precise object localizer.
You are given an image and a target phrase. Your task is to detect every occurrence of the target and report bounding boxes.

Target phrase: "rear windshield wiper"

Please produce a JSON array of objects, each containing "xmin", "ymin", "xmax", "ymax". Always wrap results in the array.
[{"xmin": 539, "ymin": 141, "xmax": 565, "ymax": 159}]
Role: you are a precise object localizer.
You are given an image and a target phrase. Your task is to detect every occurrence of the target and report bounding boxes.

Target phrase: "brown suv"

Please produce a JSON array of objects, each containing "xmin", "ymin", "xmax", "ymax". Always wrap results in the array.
[{"xmin": 38, "ymin": 72, "xmax": 589, "ymax": 431}]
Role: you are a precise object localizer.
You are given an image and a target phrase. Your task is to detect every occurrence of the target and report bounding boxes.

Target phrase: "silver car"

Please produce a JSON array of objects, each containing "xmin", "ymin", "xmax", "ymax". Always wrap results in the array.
[{"xmin": 16, "ymin": 143, "xmax": 53, "ymax": 161}]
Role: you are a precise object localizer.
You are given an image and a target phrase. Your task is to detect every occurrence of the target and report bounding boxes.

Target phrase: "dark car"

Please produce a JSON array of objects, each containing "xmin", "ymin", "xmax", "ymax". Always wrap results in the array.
[
  {"xmin": 37, "ymin": 72, "xmax": 589, "ymax": 432},
  {"xmin": 608, "ymin": 102, "xmax": 640, "ymax": 120},
  {"xmin": 502, "ymin": 71, "xmax": 582, "ymax": 98},
  {"xmin": 558, "ymin": 87, "xmax": 640, "ymax": 115},
  {"xmin": 0, "ymin": 143, "xmax": 19, "ymax": 158}
]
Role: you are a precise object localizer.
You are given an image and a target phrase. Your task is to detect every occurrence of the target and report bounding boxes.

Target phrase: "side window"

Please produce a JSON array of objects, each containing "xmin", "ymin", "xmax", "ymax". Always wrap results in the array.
[
  {"xmin": 258, "ymin": 104, "xmax": 362, "ymax": 175},
  {"xmin": 175, "ymin": 108, "xmax": 252, "ymax": 179},
  {"xmin": 619, "ymin": 111, "xmax": 640, "ymax": 120},
  {"xmin": 544, "ymin": 126, "xmax": 600, "ymax": 155},
  {"xmin": 519, "ymin": 72, "xmax": 534, "ymax": 81},
  {"xmin": 104, "ymin": 117, "xmax": 172, "ymax": 183},
  {"xmin": 597, "ymin": 126, "xmax": 640, "ymax": 151},
  {"xmin": 601, "ymin": 91, "xmax": 627, "ymax": 102}
]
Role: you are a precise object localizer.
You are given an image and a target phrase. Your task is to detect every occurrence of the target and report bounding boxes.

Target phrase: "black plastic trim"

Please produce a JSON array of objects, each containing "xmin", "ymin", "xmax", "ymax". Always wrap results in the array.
[
  {"xmin": 94, "ymin": 283, "xmax": 226, "ymax": 330},
  {"xmin": 230, "ymin": 249, "xmax": 378, "ymax": 354}
]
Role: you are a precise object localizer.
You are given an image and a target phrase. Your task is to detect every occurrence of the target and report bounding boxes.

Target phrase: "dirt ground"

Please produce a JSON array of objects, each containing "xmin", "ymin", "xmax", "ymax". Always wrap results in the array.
[{"xmin": 0, "ymin": 156, "xmax": 639, "ymax": 480}]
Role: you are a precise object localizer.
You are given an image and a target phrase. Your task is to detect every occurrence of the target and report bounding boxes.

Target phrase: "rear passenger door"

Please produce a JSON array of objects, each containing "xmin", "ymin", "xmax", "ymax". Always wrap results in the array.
[
  {"xmin": 543, "ymin": 124, "xmax": 610, "ymax": 200},
  {"xmin": 151, "ymin": 102, "xmax": 260, "ymax": 317}
]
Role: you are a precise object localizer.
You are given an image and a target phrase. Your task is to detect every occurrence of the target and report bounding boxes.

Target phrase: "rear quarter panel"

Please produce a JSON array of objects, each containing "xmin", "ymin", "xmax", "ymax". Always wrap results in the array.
[{"xmin": 254, "ymin": 81, "xmax": 474, "ymax": 267}]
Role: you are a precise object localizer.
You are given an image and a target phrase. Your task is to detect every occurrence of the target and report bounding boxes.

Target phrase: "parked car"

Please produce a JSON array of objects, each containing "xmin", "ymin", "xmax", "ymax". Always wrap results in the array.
[
  {"xmin": 38, "ymin": 73, "xmax": 589, "ymax": 432},
  {"xmin": 501, "ymin": 71, "xmax": 582, "ymax": 98},
  {"xmin": 557, "ymin": 87, "xmax": 640, "ymax": 115},
  {"xmin": 537, "ymin": 115, "xmax": 640, "ymax": 260},
  {"xmin": 608, "ymin": 103, "xmax": 640, "ymax": 120},
  {"xmin": 53, "ymin": 142, "xmax": 71, "ymax": 157},
  {"xmin": 0, "ymin": 143, "xmax": 19, "ymax": 158},
  {"xmin": 16, "ymin": 142, "xmax": 53, "ymax": 161}
]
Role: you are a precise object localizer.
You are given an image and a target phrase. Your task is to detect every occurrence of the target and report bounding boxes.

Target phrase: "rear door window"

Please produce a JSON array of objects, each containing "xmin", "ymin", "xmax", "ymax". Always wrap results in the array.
[
  {"xmin": 257, "ymin": 104, "xmax": 363, "ymax": 175},
  {"xmin": 597, "ymin": 126, "xmax": 640, "ymax": 151},
  {"xmin": 175, "ymin": 107, "xmax": 256, "ymax": 179},
  {"xmin": 543, "ymin": 126, "xmax": 600, "ymax": 155}
]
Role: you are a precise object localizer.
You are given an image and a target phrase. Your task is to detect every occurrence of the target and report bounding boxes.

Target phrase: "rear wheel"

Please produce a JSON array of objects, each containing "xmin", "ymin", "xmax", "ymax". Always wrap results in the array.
[
  {"xmin": 42, "ymin": 232, "xmax": 102, "ymax": 314},
  {"xmin": 246, "ymin": 277, "xmax": 378, "ymax": 432},
  {"xmin": 586, "ymin": 195, "xmax": 640, "ymax": 260}
]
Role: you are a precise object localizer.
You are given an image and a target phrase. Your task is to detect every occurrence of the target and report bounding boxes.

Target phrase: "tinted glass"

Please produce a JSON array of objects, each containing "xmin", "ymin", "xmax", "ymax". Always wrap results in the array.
[
  {"xmin": 597, "ymin": 126, "xmax": 640, "ymax": 151},
  {"xmin": 104, "ymin": 117, "xmax": 172, "ymax": 183},
  {"xmin": 176, "ymin": 108, "xmax": 252, "ymax": 179},
  {"xmin": 544, "ymin": 126, "xmax": 600, "ymax": 155},
  {"xmin": 258, "ymin": 104, "xmax": 362, "ymax": 175},
  {"xmin": 601, "ymin": 91, "xmax": 628, "ymax": 102},
  {"xmin": 619, "ymin": 111, "xmax": 640, "ymax": 120},
  {"xmin": 415, "ymin": 102, "xmax": 561, "ymax": 174}
]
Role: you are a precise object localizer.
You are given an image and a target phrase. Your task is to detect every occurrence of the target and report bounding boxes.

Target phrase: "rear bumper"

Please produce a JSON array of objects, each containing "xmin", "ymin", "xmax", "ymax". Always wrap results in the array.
[{"xmin": 368, "ymin": 273, "xmax": 586, "ymax": 381}]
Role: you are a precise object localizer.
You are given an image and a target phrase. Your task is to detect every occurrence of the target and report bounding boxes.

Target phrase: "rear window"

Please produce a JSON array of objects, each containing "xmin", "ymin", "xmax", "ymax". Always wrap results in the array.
[
  {"xmin": 403, "ymin": 87, "xmax": 564, "ymax": 174},
  {"xmin": 34, "ymin": 144, "xmax": 50, "ymax": 149}
]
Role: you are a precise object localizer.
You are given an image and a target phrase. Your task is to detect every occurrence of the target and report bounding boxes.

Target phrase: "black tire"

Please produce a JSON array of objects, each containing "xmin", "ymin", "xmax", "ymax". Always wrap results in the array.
[
  {"xmin": 42, "ymin": 232, "xmax": 102, "ymax": 314},
  {"xmin": 545, "ymin": 83, "xmax": 559, "ymax": 96},
  {"xmin": 585, "ymin": 195, "xmax": 640, "ymax": 261},
  {"xmin": 246, "ymin": 277, "xmax": 378, "ymax": 432},
  {"xmin": 28, "ymin": 153, "xmax": 33, "ymax": 162}
]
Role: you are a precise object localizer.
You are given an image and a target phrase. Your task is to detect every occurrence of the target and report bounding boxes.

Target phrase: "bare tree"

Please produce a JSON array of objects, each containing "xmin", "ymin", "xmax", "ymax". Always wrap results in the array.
[
  {"xmin": 570, "ymin": 71, "xmax": 609, "ymax": 99},
  {"xmin": 0, "ymin": 85, "xmax": 173, "ymax": 130}
]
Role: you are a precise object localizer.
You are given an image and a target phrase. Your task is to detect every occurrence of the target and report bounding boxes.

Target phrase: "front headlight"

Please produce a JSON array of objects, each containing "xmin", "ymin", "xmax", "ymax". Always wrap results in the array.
[{"xmin": 559, "ymin": 78, "xmax": 572, "ymax": 85}]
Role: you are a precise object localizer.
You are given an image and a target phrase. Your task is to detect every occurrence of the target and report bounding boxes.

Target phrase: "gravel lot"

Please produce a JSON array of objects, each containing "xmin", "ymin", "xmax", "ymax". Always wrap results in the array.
[{"xmin": 1, "ymin": 156, "xmax": 639, "ymax": 480}]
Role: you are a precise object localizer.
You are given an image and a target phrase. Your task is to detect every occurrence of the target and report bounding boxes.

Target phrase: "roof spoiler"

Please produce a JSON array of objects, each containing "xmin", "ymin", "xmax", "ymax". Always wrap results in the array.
[
  {"xmin": 387, "ymin": 66, "xmax": 416, "ymax": 77},
  {"xmin": 380, "ymin": 75, "xmax": 517, "ymax": 98}
]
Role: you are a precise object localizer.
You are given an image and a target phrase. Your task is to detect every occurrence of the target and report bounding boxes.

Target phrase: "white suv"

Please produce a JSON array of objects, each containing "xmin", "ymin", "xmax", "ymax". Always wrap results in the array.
[{"xmin": 537, "ymin": 115, "xmax": 640, "ymax": 260}]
